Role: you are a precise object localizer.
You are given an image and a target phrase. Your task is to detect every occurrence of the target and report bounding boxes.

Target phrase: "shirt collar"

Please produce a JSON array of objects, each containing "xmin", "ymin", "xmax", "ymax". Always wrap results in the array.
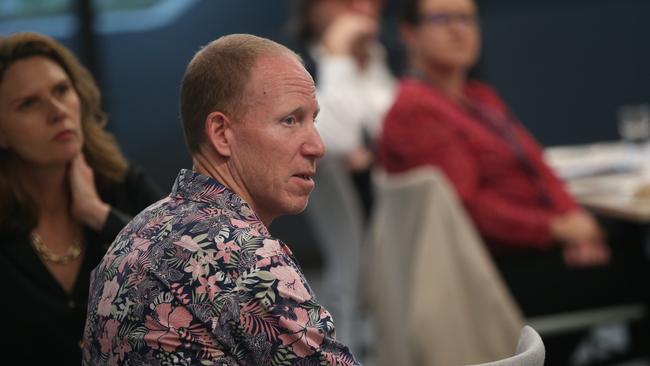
[{"xmin": 170, "ymin": 169, "xmax": 270, "ymax": 237}]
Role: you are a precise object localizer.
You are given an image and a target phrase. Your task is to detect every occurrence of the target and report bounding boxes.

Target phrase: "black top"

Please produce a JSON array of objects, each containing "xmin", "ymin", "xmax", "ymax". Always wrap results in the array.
[{"xmin": 0, "ymin": 167, "xmax": 163, "ymax": 365}]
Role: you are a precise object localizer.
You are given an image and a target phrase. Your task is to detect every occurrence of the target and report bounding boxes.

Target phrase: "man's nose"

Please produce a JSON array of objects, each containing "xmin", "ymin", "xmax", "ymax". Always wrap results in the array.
[{"xmin": 302, "ymin": 124, "xmax": 326, "ymax": 159}]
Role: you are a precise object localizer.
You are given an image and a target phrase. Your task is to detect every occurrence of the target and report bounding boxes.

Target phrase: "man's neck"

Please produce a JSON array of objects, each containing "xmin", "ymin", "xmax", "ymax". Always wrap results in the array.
[{"xmin": 192, "ymin": 150, "xmax": 272, "ymax": 227}]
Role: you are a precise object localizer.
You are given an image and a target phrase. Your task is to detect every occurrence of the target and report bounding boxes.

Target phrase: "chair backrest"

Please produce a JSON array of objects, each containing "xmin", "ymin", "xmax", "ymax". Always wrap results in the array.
[
  {"xmin": 468, "ymin": 326, "xmax": 546, "ymax": 366},
  {"xmin": 367, "ymin": 167, "xmax": 525, "ymax": 366}
]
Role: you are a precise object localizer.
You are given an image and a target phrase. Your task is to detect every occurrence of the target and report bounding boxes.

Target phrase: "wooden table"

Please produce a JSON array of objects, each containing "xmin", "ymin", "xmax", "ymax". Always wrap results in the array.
[
  {"xmin": 576, "ymin": 190, "xmax": 650, "ymax": 224},
  {"xmin": 545, "ymin": 141, "xmax": 650, "ymax": 254}
]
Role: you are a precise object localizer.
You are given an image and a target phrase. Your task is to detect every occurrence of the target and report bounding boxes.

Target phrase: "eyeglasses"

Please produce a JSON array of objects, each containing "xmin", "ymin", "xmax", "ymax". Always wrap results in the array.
[{"xmin": 420, "ymin": 12, "xmax": 478, "ymax": 27}]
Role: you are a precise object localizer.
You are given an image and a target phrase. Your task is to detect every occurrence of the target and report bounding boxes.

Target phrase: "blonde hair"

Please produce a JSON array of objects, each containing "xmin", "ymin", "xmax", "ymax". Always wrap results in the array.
[
  {"xmin": 180, "ymin": 33, "xmax": 300, "ymax": 153},
  {"xmin": 0, "ymin": 32, "xmax": 128, "ymax": 235}
]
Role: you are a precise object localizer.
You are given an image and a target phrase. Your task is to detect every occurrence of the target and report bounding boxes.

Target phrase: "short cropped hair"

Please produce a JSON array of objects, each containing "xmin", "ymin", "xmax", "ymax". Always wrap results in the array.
[{"xmin": 179, "ymin": 34, "xmax": 300, "ymax": 154}]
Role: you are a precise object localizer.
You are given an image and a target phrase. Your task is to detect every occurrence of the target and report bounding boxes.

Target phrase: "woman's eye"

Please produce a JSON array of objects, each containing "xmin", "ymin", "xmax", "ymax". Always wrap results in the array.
[
  {"xmin": 18, "ymin": 98, "xmax": 37, "ymax": 110},
  {"xmin": 54, "ymin": 83, "xmax": 70, "ymax": 95}
]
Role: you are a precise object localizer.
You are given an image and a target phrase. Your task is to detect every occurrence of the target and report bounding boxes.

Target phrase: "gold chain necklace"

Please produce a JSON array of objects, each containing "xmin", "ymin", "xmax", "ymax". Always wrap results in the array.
[{"xmin": 30, "ymin": 232, "xmax": 82, "ymax": 264}]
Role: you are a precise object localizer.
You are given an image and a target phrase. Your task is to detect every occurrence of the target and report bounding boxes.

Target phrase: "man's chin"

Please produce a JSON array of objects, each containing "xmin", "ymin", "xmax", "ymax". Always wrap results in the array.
[{"xmin": 283, "ymin": 198, "xmax": 310, "ymax": 216}]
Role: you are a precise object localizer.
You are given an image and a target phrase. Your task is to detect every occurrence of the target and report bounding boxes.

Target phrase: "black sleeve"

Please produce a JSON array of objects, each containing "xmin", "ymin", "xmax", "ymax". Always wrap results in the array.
[{"xmin": 95, "ymin": 166, "xmax": 165, "ymax": 247}]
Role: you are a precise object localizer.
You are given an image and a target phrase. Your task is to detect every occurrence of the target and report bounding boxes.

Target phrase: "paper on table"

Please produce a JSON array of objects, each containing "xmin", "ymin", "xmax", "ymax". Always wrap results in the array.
[
  {"xmin": 566, "ymin": 173, "xmax": 641, "ymax": 198},
  {"xmin": 545, "ymin": 143, "xmax": 644, "ymax": 180}
]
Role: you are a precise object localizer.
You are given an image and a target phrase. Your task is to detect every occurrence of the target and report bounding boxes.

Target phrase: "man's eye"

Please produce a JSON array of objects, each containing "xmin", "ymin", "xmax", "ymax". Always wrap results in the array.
[{"xmin": 282, "ymin": 116, "xmax": 298, "ymax": 125}]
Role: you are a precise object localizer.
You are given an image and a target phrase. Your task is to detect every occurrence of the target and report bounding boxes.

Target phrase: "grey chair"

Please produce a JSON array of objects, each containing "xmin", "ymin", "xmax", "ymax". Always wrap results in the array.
[
  {"xmin": 367, "ymin": 167, "xmax": 524, "ymax": 366},
  {"xmin": 469, "ymin": 326, "xmax": 545, "ymax": 366}
]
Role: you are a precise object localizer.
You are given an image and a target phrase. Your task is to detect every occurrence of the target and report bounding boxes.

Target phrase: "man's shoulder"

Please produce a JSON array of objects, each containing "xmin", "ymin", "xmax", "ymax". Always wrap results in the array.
[
  {"xmin": 145, "ymin": 217, "xmax": 290, "ymax": 315},
  {"xmin": 177, "ymin": 216, "xmax": 274, "ymax": 262},
  {"xmin": 102, "ymin": 196, "xmax": 210, "ymax": 263},
  {"xmin": 155, "ymin": 214, "xmax": 273, "ymax": 274}
]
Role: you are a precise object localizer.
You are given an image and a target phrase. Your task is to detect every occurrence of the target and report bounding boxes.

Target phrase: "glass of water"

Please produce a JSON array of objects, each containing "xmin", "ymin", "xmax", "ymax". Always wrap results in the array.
[{"xmin": 617, "ymin": 103, "xmax": 650, "ymax": 144}]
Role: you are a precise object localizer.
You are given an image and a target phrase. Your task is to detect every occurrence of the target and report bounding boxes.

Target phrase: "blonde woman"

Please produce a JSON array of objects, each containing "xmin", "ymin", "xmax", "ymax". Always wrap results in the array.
[{"xmin": 0, "ymin": 32, "xmax": 161, "ymax": 364}]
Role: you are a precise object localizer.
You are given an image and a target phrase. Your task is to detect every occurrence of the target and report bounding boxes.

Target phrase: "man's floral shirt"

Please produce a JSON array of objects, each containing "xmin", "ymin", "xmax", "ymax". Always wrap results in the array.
[{"xmin": 82, "ymin": 169, "xmax": 359, "ymax": 365}]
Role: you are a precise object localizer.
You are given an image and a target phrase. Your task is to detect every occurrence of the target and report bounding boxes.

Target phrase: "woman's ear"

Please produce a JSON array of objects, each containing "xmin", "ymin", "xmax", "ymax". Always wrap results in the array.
[{"xmin": 204, "ymin": 111, "xmax": 233, "ymax": 157}]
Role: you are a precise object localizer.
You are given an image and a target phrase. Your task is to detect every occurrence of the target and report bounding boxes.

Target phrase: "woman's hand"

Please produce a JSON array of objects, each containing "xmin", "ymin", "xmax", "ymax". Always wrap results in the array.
[
  {"xmin": 550, "ymin": 210, "xmax": 602, "ymax": 246},
  {"xmin": 551, "ymin": 210, "xmax": 611, "ymax": 267},
  {"xmin": 343, "ymin": 146, "xmax": 373, "ymax": 172},
  {"xmin": 322, "ymin": 13, "xmax": 378, "ymax": 58},
  {"xmin": 562, "ymin": 239, "xmax": 611, "ymax": 267},
  {"xmin": 69, "ymin": 153, "xmax": 110, "ymax": 231}
]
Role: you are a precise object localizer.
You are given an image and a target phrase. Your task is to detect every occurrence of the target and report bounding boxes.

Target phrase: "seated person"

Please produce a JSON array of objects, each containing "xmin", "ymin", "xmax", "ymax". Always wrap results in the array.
[
  {"xmin": 377, "ymin": 0, "xmax": 649, "ymax": 362},
  {"xmin": 288, "ymin": 0, "xmax": 397, "ymax": 347},
  {"xmin": 291, "ymin": 0, "xmax": 396, "ymax": 176},
  {"xmin": 82, "ymin": 34, "xmax": 359, "ymax": 365},
  {"xmin": 0, "ymin": 32, "xmax": 162, "ymax": 365}
]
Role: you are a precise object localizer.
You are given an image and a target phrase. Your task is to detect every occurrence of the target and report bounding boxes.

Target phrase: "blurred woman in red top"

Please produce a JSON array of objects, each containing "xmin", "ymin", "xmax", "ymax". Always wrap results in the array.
[
  {"xmin": 379, "ymin": 0, "xmax": 606, "ymax": 261},
  {"xmin": 377, "ymin": 0, "xmax": 648, "ymax": 362}
]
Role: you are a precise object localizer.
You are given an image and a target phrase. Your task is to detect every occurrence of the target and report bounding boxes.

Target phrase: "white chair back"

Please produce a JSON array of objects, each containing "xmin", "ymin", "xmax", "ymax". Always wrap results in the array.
[{"xmin": 468, "ymin": 326, "xmax": 545, "ymax": 366}]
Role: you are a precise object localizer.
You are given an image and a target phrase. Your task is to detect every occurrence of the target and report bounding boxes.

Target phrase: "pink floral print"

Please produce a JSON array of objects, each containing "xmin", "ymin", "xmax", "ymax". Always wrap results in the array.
[
  {"xmin": 278, "ymin": 307, "xmax": 325, "ymax": 357},
  {"xmin": 270, "ymin": 265, "xmax": 312, "ymax": 302},
  {"xmin": 144, "ymin": 303, "xmax": 193, "ymax": 352},
  {"xmin": 216, "ymin": 240, "xmax": 240, "ymax": 263},
  {"xmin": 97, "ymin": 277, "xmax": 119, "ymax": 316}
]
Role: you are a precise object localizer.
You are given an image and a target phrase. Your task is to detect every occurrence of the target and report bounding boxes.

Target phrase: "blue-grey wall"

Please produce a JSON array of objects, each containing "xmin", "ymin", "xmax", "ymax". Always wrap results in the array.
[
  {"xmin": 1, "ymin": 0, "xmax": 648, "ymax": 263},
  {"xmin": 100, "ymin": 1, "xmax": 293, "ymax": 189},
  {"xmin": 3, "ymin": 0, "xmax": 648, "ymax": 185},
  {"xmin": 478, "ymin": 0, "xmax": 650, "ymax": 146}
]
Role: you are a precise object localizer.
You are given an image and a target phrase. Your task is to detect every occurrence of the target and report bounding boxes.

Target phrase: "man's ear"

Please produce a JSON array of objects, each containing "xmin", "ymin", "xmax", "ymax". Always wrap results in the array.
[{"xmin": 204, "ymin": 111, "xmax": 233, "ymax": 157}]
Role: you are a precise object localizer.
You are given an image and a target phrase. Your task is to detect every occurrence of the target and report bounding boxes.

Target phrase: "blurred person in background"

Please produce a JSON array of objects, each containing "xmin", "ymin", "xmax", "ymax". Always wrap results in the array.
[
  {"xmin": 0, "ymin": 32, "xmax": 162, "ymax": 365},
  {"xmin": 291, "ymin": 0, "xmax": 395, "ymax": 172},
  {"xmin": 288, "ymin": 0, "xmax": 397, "ymax": 350},
  {"xmin": 377, "ymin": 0, "xmax": 649, "ymax": 363}
]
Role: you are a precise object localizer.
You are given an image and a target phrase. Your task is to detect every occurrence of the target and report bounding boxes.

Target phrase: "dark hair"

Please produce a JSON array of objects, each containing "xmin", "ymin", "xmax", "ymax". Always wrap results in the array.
[
  {"xmin": 400, "ymin": 0, "xmax": 482, "ymax": 26},
  {"xmin": 399, "ymin": 0, "xmax": 421, "ymax": 26},
  {"xmin": 0, "ymin": 32, "xmax": 128, "ymax": 235},
  {"xmin": 180, "ymin": 34, "xmax": 299, "ymax": 154},
  {"xmin": 287, "ymin": 0, "xmax": 317, "ymax": 44}
]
